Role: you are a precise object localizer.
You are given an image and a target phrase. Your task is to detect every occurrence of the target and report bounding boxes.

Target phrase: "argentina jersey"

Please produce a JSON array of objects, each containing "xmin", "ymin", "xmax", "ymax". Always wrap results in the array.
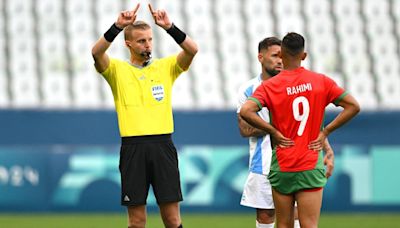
[{"xmin": 237, "ymin": 75, "xmax": 273, "ymax": 175}]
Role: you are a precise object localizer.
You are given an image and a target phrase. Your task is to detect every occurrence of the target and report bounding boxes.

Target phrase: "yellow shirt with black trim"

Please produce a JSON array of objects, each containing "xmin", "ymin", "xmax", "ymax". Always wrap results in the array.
[{"xmin": 100, "ymin": 55, "xmax": 185, "ymax": 137}]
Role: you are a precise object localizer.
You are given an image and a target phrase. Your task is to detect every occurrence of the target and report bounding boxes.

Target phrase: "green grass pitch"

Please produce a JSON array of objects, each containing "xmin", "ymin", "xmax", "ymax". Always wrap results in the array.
[{"xmin": 0, "ymin": 212, "xmax": 399, "ymax": 227}]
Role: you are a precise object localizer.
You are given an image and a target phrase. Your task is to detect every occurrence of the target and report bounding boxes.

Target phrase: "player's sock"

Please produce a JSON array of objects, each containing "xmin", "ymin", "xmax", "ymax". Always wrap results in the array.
[
  {"xmin": 294, "ymin": 219, "xmax": 301, "ymax": 228},
  {"xmin": 177, "ymin": 225, "xmax": 183, "ymax": 228},
  {"xmin": 256, "ymin": 220, "xmax": 274, "ymax": 228}
]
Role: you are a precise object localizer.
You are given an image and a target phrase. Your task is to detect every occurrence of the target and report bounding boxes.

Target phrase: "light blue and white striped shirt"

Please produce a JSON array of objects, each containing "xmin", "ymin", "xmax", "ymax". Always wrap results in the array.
[{"xmin": 237, "ymin": 75, "xmax": 272, "ymax": 175}]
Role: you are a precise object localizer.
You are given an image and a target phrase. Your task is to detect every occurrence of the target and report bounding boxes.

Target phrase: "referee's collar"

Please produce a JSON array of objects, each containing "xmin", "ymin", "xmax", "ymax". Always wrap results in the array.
[{"xmin": 127, "ymin": 59, "xmax": 153, "ymax": 69}]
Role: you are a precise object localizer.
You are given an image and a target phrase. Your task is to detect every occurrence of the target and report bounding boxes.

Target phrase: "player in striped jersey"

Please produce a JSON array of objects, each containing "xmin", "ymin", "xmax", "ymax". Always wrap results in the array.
[
  {"xmin": 237, "ymin": 38, "xmax": 282, "ymax": 228},
  {"xmin": 240, "ymin": 32, "xmax": 359, "ymax": 228},
  {"xmin": 237, "ymin": 37, "xmax": 334, "ymax": 228}
]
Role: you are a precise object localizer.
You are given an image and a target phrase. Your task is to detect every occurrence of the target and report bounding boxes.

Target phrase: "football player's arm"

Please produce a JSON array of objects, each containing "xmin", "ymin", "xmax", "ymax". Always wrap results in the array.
[
  {"xmin": 323, "ymin": 138, "xmax": 334, "ymax": 178},
  {"xmin": 237, "ymin": 114, "xmax": 267, "ymax": 137},
  {"xmin": 324, "ymin": 93, "xmax": 360, "ymax": 135},
  {"xmin": 240, "ymin": 99, "xmax": 294, "ymax": 148},
  {"xmin": 309, "ymin": 94, "xmax": 360, "ymax": 150}
]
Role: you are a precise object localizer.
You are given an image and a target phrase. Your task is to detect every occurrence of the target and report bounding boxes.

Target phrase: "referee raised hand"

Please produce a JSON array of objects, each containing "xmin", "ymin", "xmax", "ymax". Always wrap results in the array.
[{"xmin": 115, "ymin": 3, "xmax": 140, "ymax": 29}]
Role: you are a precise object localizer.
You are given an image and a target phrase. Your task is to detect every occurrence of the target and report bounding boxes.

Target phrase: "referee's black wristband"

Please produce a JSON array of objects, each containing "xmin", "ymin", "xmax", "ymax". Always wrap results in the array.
[
  {"xmin": 166, "ymin": 23, "xmax": 187, "ymax": 44},
  {"xmin": 104, "ymin": 23, "xmax": 123, "ymax": 42}
]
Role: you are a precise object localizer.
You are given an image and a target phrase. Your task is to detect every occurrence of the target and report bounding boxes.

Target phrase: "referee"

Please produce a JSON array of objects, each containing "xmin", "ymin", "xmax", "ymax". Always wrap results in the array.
[{"xmin": 91, "ymin": 3, "xmax": 198, "ymax": 228}]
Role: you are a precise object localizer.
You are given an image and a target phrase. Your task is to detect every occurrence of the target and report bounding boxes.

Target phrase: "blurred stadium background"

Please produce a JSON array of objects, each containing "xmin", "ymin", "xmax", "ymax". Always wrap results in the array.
[{"xmin": 0, "ymin": 0, "xmax": 399, "ymax": 227}]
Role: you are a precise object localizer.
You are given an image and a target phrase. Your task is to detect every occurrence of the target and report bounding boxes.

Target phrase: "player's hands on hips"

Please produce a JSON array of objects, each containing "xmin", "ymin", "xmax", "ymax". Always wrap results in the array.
[
  {"xmin": 323, "ymin": 150, "xmax": 334, "ymax": 178},
  {"xmin": 272, "ymin": 130, "xmax": 294, "ymax": 148},
  {"xmin": 116, "ymin": 3, "xmax": 140, "ymax": 29},
  {"xmin": 308, "ymin": 131, "xmax": 327, "ymax": 151},
  {"xmin": 148, "ymin": 4, "xmax": 172, "ymax": 30}
]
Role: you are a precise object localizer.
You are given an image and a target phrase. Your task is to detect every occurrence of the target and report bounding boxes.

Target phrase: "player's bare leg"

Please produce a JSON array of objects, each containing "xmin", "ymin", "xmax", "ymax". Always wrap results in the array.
[
  {"xmin": 257, "ymin": 208, "xmax": 275, "ymax": 227},
  {"xmin": 295, "ymin": 189, "xmax": 323, "ymax": 228},
  {"xmin": 271, "ymin": 188, "xmax": 295, "ymax": 228},
  {"xmin": 127, "ymin": 205, "xmax": 147, "ymax": 228},
  {"xmin": 159, "ymin": 202, "xmax": 182, "ymax": 228}
]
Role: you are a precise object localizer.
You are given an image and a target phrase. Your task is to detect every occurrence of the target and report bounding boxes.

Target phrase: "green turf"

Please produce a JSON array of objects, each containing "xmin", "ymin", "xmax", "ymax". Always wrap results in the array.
[{"xmin": 0, "ymin": 213, "xmax": 399, "ymax": 227}]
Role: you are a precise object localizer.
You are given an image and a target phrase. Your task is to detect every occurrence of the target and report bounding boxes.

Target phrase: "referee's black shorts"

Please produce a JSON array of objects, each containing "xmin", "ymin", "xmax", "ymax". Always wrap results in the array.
[{"xmin": 119, "ymin": 134, "xmax": 182, "ymax": 206}]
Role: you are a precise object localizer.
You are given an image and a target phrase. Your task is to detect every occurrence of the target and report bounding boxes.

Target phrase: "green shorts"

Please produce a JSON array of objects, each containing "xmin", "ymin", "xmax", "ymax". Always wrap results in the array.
[{"xmin": 268, "ymin": 169, "xmax": 327, "ymax": 194}]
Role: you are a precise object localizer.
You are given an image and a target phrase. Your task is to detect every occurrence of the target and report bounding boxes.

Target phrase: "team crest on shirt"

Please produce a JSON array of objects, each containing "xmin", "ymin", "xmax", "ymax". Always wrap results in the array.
[{"xmin": 151, "ymin": 85, "xmax": 164, "ymax": 101}]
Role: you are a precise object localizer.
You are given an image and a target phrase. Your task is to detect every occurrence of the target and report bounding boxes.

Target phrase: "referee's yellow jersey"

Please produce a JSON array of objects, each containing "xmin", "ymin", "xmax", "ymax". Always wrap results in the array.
[{"xmin": 100, "ymin": 55, "xmax": 185, "ymax": 137}]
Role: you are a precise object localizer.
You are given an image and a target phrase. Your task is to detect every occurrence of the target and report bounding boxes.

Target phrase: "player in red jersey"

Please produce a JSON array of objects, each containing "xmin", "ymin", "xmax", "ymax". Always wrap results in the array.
[{"xmin": 240, "ymin": 32, "xmax": 360, "ymax": 228}]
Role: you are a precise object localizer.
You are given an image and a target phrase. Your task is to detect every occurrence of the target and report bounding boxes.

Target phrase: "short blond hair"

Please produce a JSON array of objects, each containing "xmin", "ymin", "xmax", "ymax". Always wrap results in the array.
[{"xmin": 124, "ymin": 21, "xmax": 151, "ymax": 40}]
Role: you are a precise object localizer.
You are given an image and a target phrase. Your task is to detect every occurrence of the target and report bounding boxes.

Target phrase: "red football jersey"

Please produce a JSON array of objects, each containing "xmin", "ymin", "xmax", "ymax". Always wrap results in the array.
[{"xmin": 251, "ymin": 67, "xmax": 346, "ymax": 172}]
